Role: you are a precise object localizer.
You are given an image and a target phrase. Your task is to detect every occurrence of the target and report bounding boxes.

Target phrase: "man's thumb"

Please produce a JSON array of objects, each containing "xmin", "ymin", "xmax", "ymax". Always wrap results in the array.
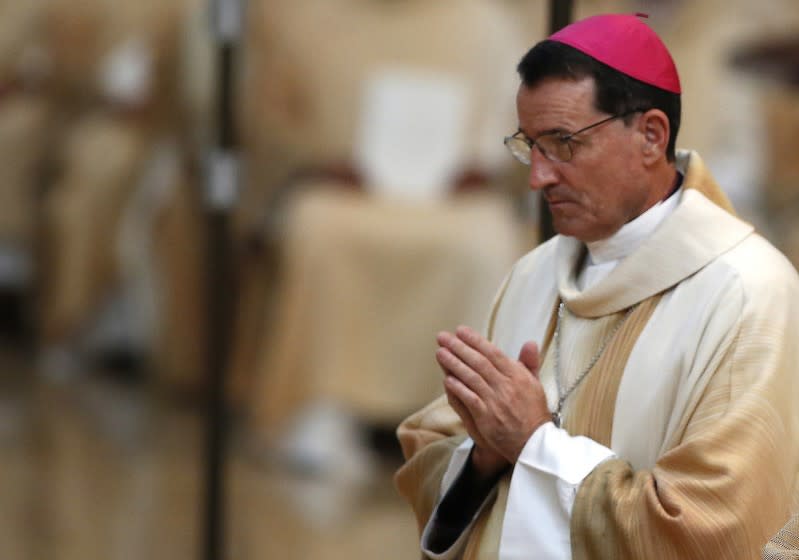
[{"xmin": 518, "ymin": 341, "xmax": 540, "ymax": 377}]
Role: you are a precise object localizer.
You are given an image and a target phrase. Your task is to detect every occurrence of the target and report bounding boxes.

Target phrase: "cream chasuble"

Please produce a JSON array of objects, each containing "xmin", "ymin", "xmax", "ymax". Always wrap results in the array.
[{"xmin": 395, "ymin": 151, "xmax": 799, "ymax": 559}]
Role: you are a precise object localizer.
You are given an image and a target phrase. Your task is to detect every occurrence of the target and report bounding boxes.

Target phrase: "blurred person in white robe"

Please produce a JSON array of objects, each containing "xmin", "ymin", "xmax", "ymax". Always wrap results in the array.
[
  {"xmin": 0, "ymin": 1, "xmax": 52, "ymax": 321},
  {"xmin": 232, "ymin": 0, "xmax": 534, "ymax": 479},
  {"xmin": 36, "ymin": 0, "xmax": 209, "ymax": 389}
]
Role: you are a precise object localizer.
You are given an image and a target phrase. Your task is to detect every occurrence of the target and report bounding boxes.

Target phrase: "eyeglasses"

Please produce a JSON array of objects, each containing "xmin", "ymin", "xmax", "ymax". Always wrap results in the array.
[{"xmin": 503, "ymin": 110, "xmax": 644, "ymax": 165}]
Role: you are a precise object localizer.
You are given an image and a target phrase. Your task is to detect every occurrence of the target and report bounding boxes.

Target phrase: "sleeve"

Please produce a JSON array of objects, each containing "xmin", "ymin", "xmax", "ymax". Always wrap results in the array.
[
  {"xmin": 570, "ymin": 278, "xmax": 799, "ymax": 560},
  {"xmin": 420, "ymin": 424, "xmax": 616, "ymax": 560},
  {"xmin": 499, "ymin": 423, "xmax": 616, "ymax": 559},
  {"xmin": 394, "ymin": 395, "xmax": 467, "ymax": 536},
  {"xmin": 420, "ymin": 439, "xmax": 498, "ymax": 560}
]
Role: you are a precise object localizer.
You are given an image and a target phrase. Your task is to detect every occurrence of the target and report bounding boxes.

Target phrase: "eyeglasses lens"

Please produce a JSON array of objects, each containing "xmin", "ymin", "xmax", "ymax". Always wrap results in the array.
[
  {"xmin": 536, "ymin": 135, "xmax": 572, "ymax": 163},
  {"xmin": 504, "ymin": 134, "xmax": 572, "ymax": 165}
]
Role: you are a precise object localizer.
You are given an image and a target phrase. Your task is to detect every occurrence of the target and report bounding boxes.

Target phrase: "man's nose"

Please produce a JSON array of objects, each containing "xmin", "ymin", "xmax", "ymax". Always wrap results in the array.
[{"xmin": 527, "ymin": 148, "xmax": 559, "ymax": 192}]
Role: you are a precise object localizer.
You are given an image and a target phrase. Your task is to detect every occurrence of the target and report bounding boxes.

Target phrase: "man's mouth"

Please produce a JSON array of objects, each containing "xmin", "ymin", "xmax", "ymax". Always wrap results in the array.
[{"xmin": 546, "ymin": 197, "xmax": 574, "ymax": 207}]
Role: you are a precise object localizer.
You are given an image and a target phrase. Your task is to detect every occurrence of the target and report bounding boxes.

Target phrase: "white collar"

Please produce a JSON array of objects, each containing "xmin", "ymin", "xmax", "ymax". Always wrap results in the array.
[
  {"xmin": 585, "ymin": 188, "xmax": 682, "ymax": 265},
  {"xmin": 556, "ymin": 189, "xmax": 752, "ymax": 317}
]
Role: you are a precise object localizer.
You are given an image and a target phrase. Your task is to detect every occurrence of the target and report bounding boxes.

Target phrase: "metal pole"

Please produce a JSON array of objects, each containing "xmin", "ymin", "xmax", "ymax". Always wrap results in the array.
[
  {"xmin": 549, "ymin": 0, "xmax": 574, "ymax": 35},
  {"xmin": 540, "ymin": 0, "xmax": 574, "ymax": 242},
  {"xmin": 203, "ymin": 1, "xmax": 241, "ymax": 559}
]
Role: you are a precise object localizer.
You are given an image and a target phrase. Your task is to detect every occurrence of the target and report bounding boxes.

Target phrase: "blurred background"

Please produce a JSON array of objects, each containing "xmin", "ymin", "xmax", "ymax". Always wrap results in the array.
[{"xmin": 1, "ymin": 0, "xmax": 798, "ymax": 558}]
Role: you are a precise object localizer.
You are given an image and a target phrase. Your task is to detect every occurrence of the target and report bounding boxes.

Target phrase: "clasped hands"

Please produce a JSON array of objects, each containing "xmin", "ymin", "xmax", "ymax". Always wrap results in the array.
[{"xmin": 436, "ymin": 326, "xmax": 552, "ymax": 479}]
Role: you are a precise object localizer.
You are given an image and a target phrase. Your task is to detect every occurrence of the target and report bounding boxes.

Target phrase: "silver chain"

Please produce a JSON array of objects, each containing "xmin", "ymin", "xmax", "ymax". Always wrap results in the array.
[{"xmin": 551, "ymin": 301, "xmax": 638, "ymax": 428}]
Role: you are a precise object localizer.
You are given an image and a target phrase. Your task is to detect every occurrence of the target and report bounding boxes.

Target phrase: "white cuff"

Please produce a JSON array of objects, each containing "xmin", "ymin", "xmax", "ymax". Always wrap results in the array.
[
  {"xmin": 441, "ymin": 437, "xmax": 474, "ymax": 492},
  {"xmin": 500, "ymin": 422, "xmax": 615, "ymax": 560},
  {"xmin": 517, "ymin": 421, "xmax": 616, "ymax": 508}
]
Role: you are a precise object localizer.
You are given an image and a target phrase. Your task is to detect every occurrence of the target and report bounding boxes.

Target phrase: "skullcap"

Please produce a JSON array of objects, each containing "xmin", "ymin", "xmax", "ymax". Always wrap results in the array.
[{"xmin": 549, "ymin": 13, "xmax": 681, "ymax": 94}]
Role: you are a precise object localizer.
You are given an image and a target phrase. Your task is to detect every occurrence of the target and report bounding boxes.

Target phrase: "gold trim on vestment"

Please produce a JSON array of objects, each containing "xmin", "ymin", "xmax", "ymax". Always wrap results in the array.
[{"xmin": 564, "ymin": 294, "xmax": 663, "ymax": 444}]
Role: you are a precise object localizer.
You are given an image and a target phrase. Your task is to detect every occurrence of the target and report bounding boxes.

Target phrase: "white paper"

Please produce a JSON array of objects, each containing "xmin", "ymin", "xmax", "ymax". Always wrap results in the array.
[
  {"xmin": 99, "ymin": 37, "xmax": 153, "ymax": 107},
  {"xmin": 354, "ymin": 69, "xmax": 469, "ymax": 202}
]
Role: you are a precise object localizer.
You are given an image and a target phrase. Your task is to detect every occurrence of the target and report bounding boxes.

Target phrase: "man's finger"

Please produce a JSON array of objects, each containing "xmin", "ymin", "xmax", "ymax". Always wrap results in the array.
[
  {"xmin": 454, "ymin": 325, "xmax": 512, "ymax": 374},
  {"xmin": 445, "ymin": 386, "xmax": 482, "ymax": 441},
  {"xmin": 437, "ymin": 331, "xmax": 501, "ymax": 386},
  {"xmin": 443, "ymin": 372, "xmax": 487, "ymax": 419},
  {"xmin": 518, "ymin": 341, "xmax": 541, "ymax": 378},
  {"xmin": 436, "ymin": 347, "xmax": 493, "ymax": 398}
]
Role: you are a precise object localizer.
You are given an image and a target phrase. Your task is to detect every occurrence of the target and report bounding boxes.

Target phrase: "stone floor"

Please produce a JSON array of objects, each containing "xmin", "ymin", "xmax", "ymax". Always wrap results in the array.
[{"xmin": 0, "ymin": 344, "xmax": 419, "ymax": 560}]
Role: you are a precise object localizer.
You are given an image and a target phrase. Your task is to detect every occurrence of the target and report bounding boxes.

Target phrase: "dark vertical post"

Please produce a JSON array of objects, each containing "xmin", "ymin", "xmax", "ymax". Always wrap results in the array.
[
  {"xmin": 204, "ymin": 1, "xmax": 241, "ymax": 559},
  {"xmin": 549, "ymin": 0, "xmax": 575, "ymax": 34},
  {"xmin": 540, "ymin": 0, "xmax": 574, "ymax": 242}
]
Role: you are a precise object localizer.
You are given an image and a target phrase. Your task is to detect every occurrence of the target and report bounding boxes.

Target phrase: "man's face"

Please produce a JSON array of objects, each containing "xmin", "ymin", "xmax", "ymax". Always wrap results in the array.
[{"xmin": 516, "ymin": 77, "xmax": 653, "ymax": 242}]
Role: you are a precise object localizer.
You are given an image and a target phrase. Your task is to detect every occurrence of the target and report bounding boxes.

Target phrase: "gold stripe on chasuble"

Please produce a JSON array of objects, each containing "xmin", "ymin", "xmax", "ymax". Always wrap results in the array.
[{"xmin": 563, "ymin": 294, "xmax": 663, "ymax": 446}]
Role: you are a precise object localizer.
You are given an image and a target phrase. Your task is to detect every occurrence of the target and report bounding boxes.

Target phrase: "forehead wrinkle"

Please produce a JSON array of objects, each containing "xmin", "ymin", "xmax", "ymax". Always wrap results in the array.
[{"xmin": 516, "ymin": 78, "xmax": 597, "ymax": 136}]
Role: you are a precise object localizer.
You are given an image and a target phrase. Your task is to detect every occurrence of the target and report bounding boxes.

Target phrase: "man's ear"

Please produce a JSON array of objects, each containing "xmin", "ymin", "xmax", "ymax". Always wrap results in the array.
[{"xmin": 639, "ymin": 108, "xmax": 670, "ymax": 165}]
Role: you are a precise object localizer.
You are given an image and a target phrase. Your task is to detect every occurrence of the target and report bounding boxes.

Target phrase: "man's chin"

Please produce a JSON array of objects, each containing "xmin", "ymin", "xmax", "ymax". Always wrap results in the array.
[
  {"xmin": 551, "ymin": 216, "xmax": 581, "ymax": 238},
  {"xmin": 551, "ymin": 219, "xmax": 602, "ymax": 243}
]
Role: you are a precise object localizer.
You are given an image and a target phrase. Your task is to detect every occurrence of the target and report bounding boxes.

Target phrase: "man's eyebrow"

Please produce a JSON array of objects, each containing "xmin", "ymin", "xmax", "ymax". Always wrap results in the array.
[
  {"xmin": 517, "ymin": 126, "xmax": 570, "ymax": 138},
  {"xmin": 540, "ymin": 127, "xmax": 569, "ymax": 136}
]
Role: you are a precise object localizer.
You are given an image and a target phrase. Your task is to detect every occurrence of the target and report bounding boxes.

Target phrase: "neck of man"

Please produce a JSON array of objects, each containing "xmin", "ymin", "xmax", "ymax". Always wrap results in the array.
[
  {"xmin": 639, "ymin": 163, "xmax": 680, "ymax": 217},
  {"xmin": 577, "ymin": 166, "xmax": 682, "ymax": 292},
  {"xmin": 585, "ymin": 180, "xmax": 680, "ymax": 263}
]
